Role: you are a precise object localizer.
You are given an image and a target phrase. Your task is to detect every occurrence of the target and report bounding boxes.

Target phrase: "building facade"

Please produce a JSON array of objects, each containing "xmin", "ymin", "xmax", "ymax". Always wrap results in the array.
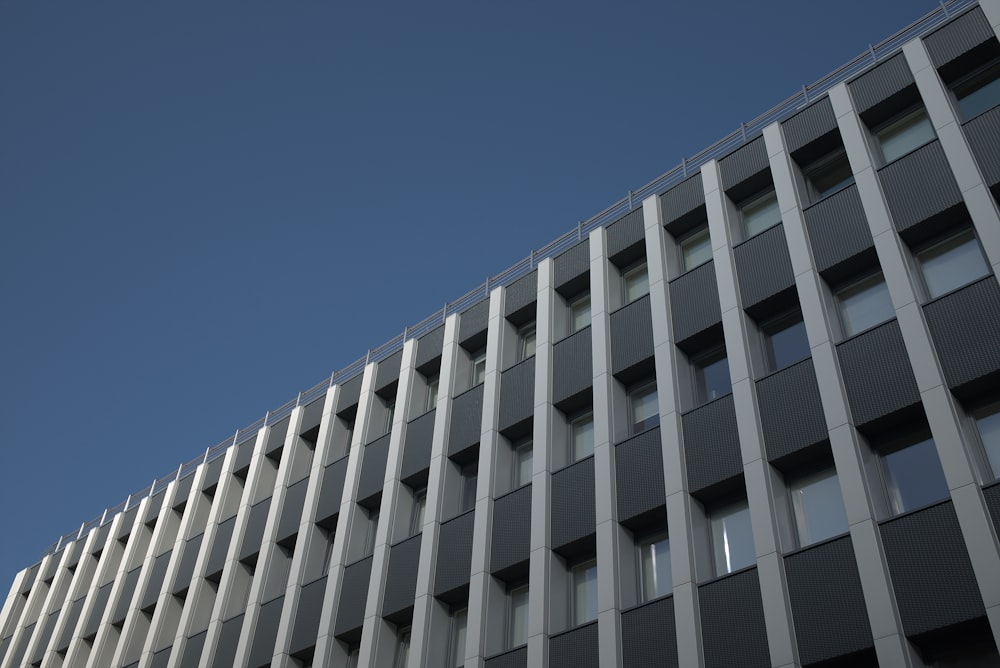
[{"xmin": 4, "ymin": 2, "xmax": 1000, "ymax": 667}]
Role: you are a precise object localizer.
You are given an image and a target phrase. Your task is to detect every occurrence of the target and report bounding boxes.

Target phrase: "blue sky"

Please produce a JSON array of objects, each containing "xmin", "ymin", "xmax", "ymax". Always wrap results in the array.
[{"xmin": 0, "ymin": 0, "xmax": 941, "ymax": 581}]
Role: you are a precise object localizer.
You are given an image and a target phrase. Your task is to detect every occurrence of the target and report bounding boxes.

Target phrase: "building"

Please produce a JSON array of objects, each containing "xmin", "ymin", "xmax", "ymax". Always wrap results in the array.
[{"xmin": 3, "ymin": 2, "xmax": 1000, "ymax": 667}]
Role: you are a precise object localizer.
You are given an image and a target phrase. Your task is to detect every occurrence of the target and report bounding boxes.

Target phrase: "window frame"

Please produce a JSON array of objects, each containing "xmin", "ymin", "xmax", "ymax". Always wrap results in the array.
[
  {"xmin": 973, "ymin": 400, "xmax": 1000, "ymax": 481},
  {"xmin": 448, "ymin": 606, "xmax": 468, "ymax": 668},
  {"xmin": 512, "ymin": 438, "xmax": 533, "ymax": 489},
  {"xmin": 569, "ymin": 292, "xmax": 591, "ymax": 335},
  {"xmin": 761, "ymin": 310, "xmax": 810, "ymax": 373},
  {"xmin": 692, "ymin": 346, "xmax": 731, "ymax": 405},
  {"xmin": 460, "ymin": 462, "xmax": 478, "ymax": 514},
  {"xmin": 628, "ymin": 381, "xmax": 660, "ymax": 435},
  {"xmin": 517, "ymin": 322, "xmax": 536, "ymax": 362},
  {"xmin": 873, "ymin": 106, "xmax": 935, "ymax": 164},
  {"xmin": 951, "ymin": 57, "xmax": 1000, "ymax": 122},
  {"xmin": 622, "ymin": 260, "xmax": 650, "ymax": 305},
  {"xmin": 424, "ymin": 374, "xmax": 440, "ymax": 413},
  {"xmin": 570, "ymin": 558, "xmax": 598, "ymax": 626},
  {"xmin": 363, "ymin": 507, "xmax": 380, "ymax": 556},
  {"xmin": 875, "ymin": 430, "xmax": 950, "ymax": 516},
  {"xmin": 834, "ymin": 270, "xmax": 894, "ymax": 339},
  {"xmin": 506, "ymin": 583, "xmax": 529, "ymax": 649},
  {"xmin": 709, "ymin": 498, "xmax": 755, "ymax": 577},
  {"xmin": 740, "ymin": 188, "xmax": 781, "ymax": 239},
  {"xmin": 568, "ymin": 411, "xmax": 595, "ymax": 463},
  {"xmin": 787, "ymin": 467, "xmax": 849, "ymax": 548},
  {"xmin": 471, "ymin": 348, "xmax": 487, "ymax": 386},
  {"xmin": 803, "ymin": 148, "xmax": 854, "ymax": 203},
  {"xmin": 383, "ymin": 397, "xmax": 396, "ymax": 435},
  {"xmin": 637, "ymin": 531, "xmax": 671, "ymax": 603},
  {"xmin": 914, "ymin": 227, "xmax": 990, "ymax": 301},
  {"xmin": 409, "ymin": 487, "xmax": 426, "ymax": 537},
  {"xmin": 393, "ymin": 626, "xmax": 411, "ymax": 668},
  {"xmin": 679, "ymin": 224, "xmax": 712, "ymax": 272}
]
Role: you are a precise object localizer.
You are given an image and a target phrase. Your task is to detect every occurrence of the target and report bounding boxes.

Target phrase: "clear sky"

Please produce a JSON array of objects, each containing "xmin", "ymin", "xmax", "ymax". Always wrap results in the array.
[{"xmin": 0, "ymin": 0, "xmax": 942, "ymax": 581}]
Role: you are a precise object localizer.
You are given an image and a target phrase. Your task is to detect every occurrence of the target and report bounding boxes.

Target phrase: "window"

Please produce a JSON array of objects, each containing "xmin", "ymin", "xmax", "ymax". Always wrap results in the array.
[
  {"xmin": 409, "ymin": 488, "xmax": 426, "ymax": 536},
  {"xmin": 916, "ymin": 228, "xmax": 990, "ymax": 300},
  {"xmin": 629, "ymin": 383, "xmax": 659, "ymax": 434},
  {"xmin": 507, "ymin": 584, "xmax": 529, "ymax": 648},
  {"xmin": 680, "ymin": 225, "xmax": 712, "ymax": 272},
  {"xmin": 622, "ymin": 261, "xmax": 649, "ymax": 304},
  {"xmin": 741, "ymin": 189, "xmax": 781, "ymax": 238},
  {"xmin": 363, "ymin": 508, "xmax": 380, "ymax": 556},
  {"xmin": 571, "ymin": 560, "xmax": 598, "ymax": 625},
  {"xmin": 878, "ymin": 433, "xmax": 949, "ymax": 515},
  {"xmin": 449, "ymin": 607, "xmax": 468, "ymax": 668},
  {"xmin": 710, "ymin": 500, "xmax": 755, "ymax": 576},
  {"xmin": 569, "ymin": 293, "xmax": 591, "ymax": 334},
  {"xmin": 974, "ymin": 403, "xmax": 1000, "ymax": 480},
  {"xmin": 875, "ymin": 107, "xmax": 935, "ymax": 163},
  {"xmin": 513, "ymin": 439, "xmax": 533, "ymax": 488},
  {"xmin": 471, "ymin": 349, "xmax": 487, "ymax": 386},
  {"xmin": 804, "ymin": 149, "xmax": 854, "ymax": 201},
  {"xmin": 569, "ymin": 412, "xmax": 594, "ymax": 462},
  {"xmin": 518, "ymin": 323, "xmax": 536, "ymax": 362},
  {"xmin": 693, "ymin": 348, "xmax": 731, "ymax": 404},
  {"xmin": 425, "ymin": 375, "xmax": 439, "ymax": 413},
  {"xmin": 460, "ymin": 463, "xmax": 478, "ymax": 513},
  {"xmin": 952, "ymin": 58, "xmax": 1000, "ymax": 121},
  {"xmin": 835, "ymin": 272, "xmax": 894, "ymax": 337},
  {"xmin": 789, "ymin": 468, "xmax": 849, "ymax": 547},
  {"xmin": 383, "ymin": 398, "xmax": 395, "ymax": 435},
  {"xmin": 638, "ymin": 532, "xmax": 671, "ymax": 602},
  {"xmin": 393, "ymin": 627, "xmax": 411, "ymax": 668},
  {"xmin": 321, "ymin": 528, "xmax": 336, "ymax": 575},
  {"xmin": 762, "ymin": 311, "xmax": 810, "ymax": 372}
]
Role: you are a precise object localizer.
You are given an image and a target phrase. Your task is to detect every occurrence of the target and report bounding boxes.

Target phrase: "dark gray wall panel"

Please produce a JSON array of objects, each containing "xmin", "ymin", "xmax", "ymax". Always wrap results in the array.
[
  {"xmin": 277, "ymin": 478, "xmax": 309, "ymax": 544},
  {"xmin": 182, "ymin": 631, "xmax": 207, "ymax": 667},
  {"xmin": 504, "ymin": 270, "xmax": 538, "ymax": 322},
  {"xmin": 358, "ymin": 434, "xmax": 391, "ymax": 507},
  {"xmin": 375, "ymin": 350, "xmax": 402, "ymax": 394},
  {"xmin": 265, "ymin": 418, "xmax": 289, "ymax": 459},
  {"xmin": 290, "ymin": 576, "xmax": 327, "ymax": 656},
  {"xmin": 248, "ymin": 595, "xmax": 284, "ymax": 668},
  {"xmin": 239, "ymin": 498, "xmax": 271, "ymax": 562},
  {"xmin": 607, "ymin": 209, "xmax": 646, "ymax": 263},
  {"xmin": 610, "ymin": 295, "xmax": 654, "ymax": 377},
  {"xmin": 837, "ymin": 321, "xmax": 921, "ymax": 429},
  {"xmin": 336, "ymin": 374, "xmax": 363, "ymax": 415},
  {"xmin": 434, "ymin": 510, "xmax": 475, "ymax": 599},
  {"xmin": 335, "ymin": 556, "xmax": 373, "ymax": 642},
  {"xmin": 140, "ymin": 550, "xmax": 172, "ymax": 611},
  {"xmin": 207, "ymin": 517, "xmax": 236, "ymax": 577},
  {"xmin": 491, "ymin": 486, "xmax": 531, "ymax": 577},
  {"xmin": 733, "ymin": 223, "xmax": 796, "ymax": 314},
  {"xmin": 415, "ymin": 325, "xmax": 445, "ymax": 372},
  {"xmin": 150, "ymin": 647, "xmax": 171, "ymax": 668},
  {"xmin": 553, "ymin": 240, "xmax": 590, "ymax": 295},
  {"xmin": 551, "ymin": 458, "xmax": 596, "ymax": 554},
  {"xmin": 699, "ymin": 569, "xmax": 770, "ymax": 668},
  {"xmin": 459, "ymin": 300, "xmax": 490, "ymax": 350},
  {"xmin": 112, "ymin": 567, "xmax": 142, "ymax": 625},
  {"xmin": 803, "ymin": 184, "xmax": 874, "ymax": 278},
  {"xmin": 172, "ymin": 475, "xmax": 193, "ymax": 509},
  {"xmin": 234, "ymin": 439, "xmax": 255, "ymax": 476},
  {"xmin": 553, "ymin": 327, "xmax": 593, "ymax": 408},
  {"xmin": 880, "ymin": 501, "xmax": 985, "ymax": 637},
  {"xmin": 91, "ymin": 523, "xmax": 111, "ymax": 554},
  {"xmin": 785, "ymin": 536, "xmax": 873, "ymax": 665},
  {"xmin": 621, "ymin": 597, "xmax": 677, "ymax": 668},
  {"xmin": 402, "ymin": 410, "xmax": 436, "ymax": 482},
  {"xmin": 964, "ymin": 105, "xmax": 1000, "ymax": 187},
  {"xmin": 879, "ymin": 141, "xmax": 963, "ymax": 240},
  {"xmin": 449, "ymin": 385, "xmax": 484, "ymax": 458},
  {"xmin": 485, "ymin": 646, "xmax": 528, "ymax": 668},
  {"xmin": 172, "ymin": 532, "xmax": 204, "ymax": 595},
  {"xmin": 382, "ymin": 534, "xmax": 422, "ymax": 621},
  {"xmin": 925, "ymin": 8, "xmax": 993, "ymax": 69},
  {"xmin": 499, "ymin": 358, "xmax": 535, "ymax": 434},
  {"xmin": 202, "ymin": 456, "xmax": 224, "ymax": 493},
  {"xmin": 300, "ymin": 396, "xmax": 325, "ymax": 434},
  {"xmin": 669, "ymin": 260, "xmax": 722, "ymax": 347},
  {"xmin": 316, "ymin": 457, "xmax": 349, "ymax": 525},
  {"xmin": 924, "ymin": 277, "xmax": 1000, "ymax": 395},
  {"xmin": 30, "ymin": 611, "xmax": 58, "ymax": 665},
  {"xmin": 144, "ymin": 491, "xmax": 166, "ymax": 525},
  {"xmin": 756, "ymin": 359, "xmax": 828, "ymax": 463},
  {"xmin": 215, "ymin": 613, "xmax": 244, "ymax": 665},
  {"xmin": 661, "ymin": 173, "xmax": 705, "ymax": 233},
  {"xmin": 83, "ymin": 583, "xmax": 112, "ymax": 638},
  {"xmin": 849, "ymin": 54, "xmax": 915, "ymax": 116},
  {"xmin": 782, "ymin": 97, "xmax": 838, "ymax": 156},
  {"xmin": 56, "ymin": 596, "xmax": 86, "ymax": 651},
  {"xmin": 117, "ymin": 506, "xmax": 139, "ymax": 541},
  {"xmin": 615, "ymin": 427, "xmax": 666, "ymax": 526},
  {"xmin": 683, "ymin": 395, "xmax": 743, "ymax": 497},
  {"xmin": 719, "ymin": 137, "xmax": 769, "ymax": 194},
  {"xmin": 549, "ymin": 621, "xmax": 599, "ymax": 668},
  {"xmin": 984, "ymin": 483, "xmax": 1000, "ymax": 536}
]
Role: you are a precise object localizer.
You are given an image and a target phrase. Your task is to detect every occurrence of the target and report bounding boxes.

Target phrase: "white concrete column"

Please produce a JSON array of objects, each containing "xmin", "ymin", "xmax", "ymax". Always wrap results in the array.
[
  {"xmin": 0, "ymin": 571, "xmax": 27, "ymax": 646},
  {"xmin": 465, "ymin": 287, "xmax": 505, "ymax": 668},
  {"xmin": 702, "ymin": 159, "xmax": 801, "ymax": 668},
  {"xmin": 762, "ymin": 120, "xmax": 920, "ymax": 668},
  {"xmin": 0, "ymin": 551, "xmax": 58, "ymax": 668},
  {"xmin": 25, "ymin": 538, "xmax": 87, "ymax": 668},
  {"xmin": 409, "ymin": 315, "xmax": 460, "ymax": 667},
  {"xmin": 831, "ymin": 77, "xmax": 1000, "ymax": 649}
]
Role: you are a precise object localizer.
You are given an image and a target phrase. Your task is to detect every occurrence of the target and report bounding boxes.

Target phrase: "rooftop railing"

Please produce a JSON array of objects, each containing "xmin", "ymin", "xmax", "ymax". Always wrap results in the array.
[{"xmin": 35, "ymin": 0, "xmax": 974, "ymax": 562}]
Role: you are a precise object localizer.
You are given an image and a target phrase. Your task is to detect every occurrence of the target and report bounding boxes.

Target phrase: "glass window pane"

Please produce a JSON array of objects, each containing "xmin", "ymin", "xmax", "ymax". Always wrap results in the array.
[
  {"xmin": 509, "ymin": 586, "xmax": 529, "ymax": 647},
  {"xmin": 624, "ymin": 263, "xmax": 649, "ymax": 303},
  {"xmin": 838, "ymin": 273, "xmax": 894, "ymax": 337},
  {"xmin": 571, "ymin": 295, "xmax": 591, "ymax": 333},
  {"xmin": 877, "ymin": 108, "xmax": 935, "ymax": 163},
  {"xmin": 976, "ymin": 408, "xmax": 1000, "ymax": 480},
  {"xmin": 461, "ymin": 465, "xmax": 478, "ymax": 513},
  {"xmin": 640, "ymin": 534, "xmax": 671, "ymax": 601},
  {"xmin": 571, "ymin": 415, "xmax": 594, "ymax": 461},
  {"xmin": 696, "ymin": 352, "xmax": 731, "ymax": 403},
  {"xmin": 514, "ymin": 443, "xmax": 533, "ymax": 487},
  {"xmin": 450, "ymin": 608, "xmax": 467, "ymax": 668},
  {"xmin": 881, "ymin": 437, "xmax": 949, "ymax": 514},
  {"xmin": 631, "ymin": 386, "xmax": 659, "ymax": 433},
  {"xmin": 742, "ymin": 190, "xmax": 781, "ymax": 237},
  {"xmin": 472, "ymin": 352, "xmax": 487, "ymax": 386},
  {"xmin": 572, "ymin": 561, "xmax": 598, "ymax": 625},
  {"xmin": 410, "ymin": 490, "xmax": 426, "ymax": 536},
  {"xmin": 918, "ymin": 230, "xmax": 989, "ymax": 299},
  {"xmin": 682, "ymin": 227, "xmax": 713, "ymax": 271},
  {"xmin": 954, "ymin": 61, "xmax": 1000, "ymax": 120},
  {"xmin": 790, "ymin": 470, "xmax": 848, "ymax": 546},
  {"xmin": 711, "ymin": 501, "xmax": 755, "ymax": 575},
  {"xmin": 765, "ymin": 316, "xmax": 810, "ymax": 371},
  {"xmin": 806, "ymin": 152, "xmax": 854, "ymax": 200},
  {"xmin": 520, "ymin": 325, "xmax": 536, "ymax": 361}
]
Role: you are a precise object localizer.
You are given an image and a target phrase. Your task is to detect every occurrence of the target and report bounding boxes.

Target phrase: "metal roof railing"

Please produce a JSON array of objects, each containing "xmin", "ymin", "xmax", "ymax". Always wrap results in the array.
[{"xmin": 35, "ymin": 0, "xmax": 975, "ymax": 562}]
